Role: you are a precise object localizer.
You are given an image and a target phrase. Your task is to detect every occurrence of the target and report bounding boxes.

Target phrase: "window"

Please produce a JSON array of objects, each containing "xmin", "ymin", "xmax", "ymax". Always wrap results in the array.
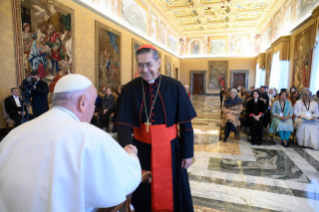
[
  {"xmin": 269, "ymin": 51, "xmax": 289, "ymax": 90},
  {"xmin": 310, "ymin": 43, "xmax": 319, "ymax": 94},
  {"xmin": 255, "ymin": 63, "xmax": 266, "ymax": 89}
]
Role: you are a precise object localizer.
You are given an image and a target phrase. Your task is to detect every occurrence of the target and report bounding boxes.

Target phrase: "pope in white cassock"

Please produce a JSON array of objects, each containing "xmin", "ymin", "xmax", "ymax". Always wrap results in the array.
[{"xmin": 0, "ymin": 74, "xmax": 141, "ymax": 212}]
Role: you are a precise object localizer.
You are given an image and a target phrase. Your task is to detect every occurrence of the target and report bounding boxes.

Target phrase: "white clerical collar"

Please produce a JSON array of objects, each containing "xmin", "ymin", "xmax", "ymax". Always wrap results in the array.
[
  {"xmin": 54, "ymin": 106, "xmax": 80, "ymax": 122},
  {"xmin": 148, "ymin": 79, "xmax": 155, "ymax": 84}
]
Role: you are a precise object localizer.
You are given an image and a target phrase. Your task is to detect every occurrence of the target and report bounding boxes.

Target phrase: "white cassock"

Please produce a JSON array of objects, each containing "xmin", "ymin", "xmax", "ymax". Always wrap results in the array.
[{"xmin": 0, "ymin": 106, "xmax": 141, "ymax": 212}]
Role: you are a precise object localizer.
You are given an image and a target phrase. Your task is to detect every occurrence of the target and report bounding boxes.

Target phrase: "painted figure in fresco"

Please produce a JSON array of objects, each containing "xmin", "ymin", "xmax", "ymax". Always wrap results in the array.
[
  {"xmin": 179, "ymin": 38, "xmax": 185, "ymax": 55},
  {"xmin": 234, "ymin": 38, "xmax": 245, "ymax": 53},
  {"xmin": 191, "ymin": 40, "xmax": 200, "ymax": 55},
  {"xmin": 28, "ymin": 33, "xmax": 51, "ymax": 79},
  {"xmin": 46, "ymin": 24, "xmax": 64, "ymax": 75}
]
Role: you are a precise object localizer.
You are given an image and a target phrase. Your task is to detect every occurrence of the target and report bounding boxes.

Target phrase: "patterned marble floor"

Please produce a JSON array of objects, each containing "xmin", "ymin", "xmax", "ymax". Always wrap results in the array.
[{"xmin": 190, "ymin": 95, "xmax": 319, "ymax": 212}]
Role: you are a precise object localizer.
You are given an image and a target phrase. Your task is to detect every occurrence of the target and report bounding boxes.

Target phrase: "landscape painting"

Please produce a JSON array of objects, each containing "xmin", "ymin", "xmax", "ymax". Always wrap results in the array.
[
  {"xmin": 210, "ymin": 38, "xmax": 227, "ymax": 55},
  {"xmin": 121, "ymin": 0, "xmax": 147, "ymax": 34},
  {"xmin": 208, "ymin": 61, "xmax": 228, "ymax": 91},
  {"xmin": 95, "ymin": 21, "xmax": 121, "ymax": 90}
]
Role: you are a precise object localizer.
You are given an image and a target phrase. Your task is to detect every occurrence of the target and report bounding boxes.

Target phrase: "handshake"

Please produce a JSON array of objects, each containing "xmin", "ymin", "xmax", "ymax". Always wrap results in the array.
[{"xmin": 124, "ymin": 144, "xmax": 138, "ymax": 155}]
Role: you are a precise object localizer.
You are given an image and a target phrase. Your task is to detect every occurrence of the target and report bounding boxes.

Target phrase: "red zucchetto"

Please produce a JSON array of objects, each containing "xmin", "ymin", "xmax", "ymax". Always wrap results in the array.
[{"xmin": 137, "ymin": 44, "xmax": 158, "ymax": 51}]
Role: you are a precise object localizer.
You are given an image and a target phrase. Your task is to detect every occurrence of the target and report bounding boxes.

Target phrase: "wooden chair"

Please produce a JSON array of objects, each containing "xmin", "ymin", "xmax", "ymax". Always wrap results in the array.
[
  {"xmin": 97, "ymin": 170, "xmax": 152, "ymax": 212},
  {"xmin": 1, "ymin": 96, "xmax": 16, "ymax": 134}
]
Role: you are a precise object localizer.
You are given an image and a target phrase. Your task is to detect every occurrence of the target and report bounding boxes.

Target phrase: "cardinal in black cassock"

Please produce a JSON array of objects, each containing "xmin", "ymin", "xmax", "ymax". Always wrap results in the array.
[{"xmin": 115, "ymin": 44, "xmax": 196, "ymax": 212}]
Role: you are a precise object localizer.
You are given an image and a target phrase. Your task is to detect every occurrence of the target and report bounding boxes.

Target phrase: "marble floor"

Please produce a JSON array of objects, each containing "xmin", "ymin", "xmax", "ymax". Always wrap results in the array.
[{"xmin": 190, "ymin": 95, "xmax": 319, "ymax": 212}]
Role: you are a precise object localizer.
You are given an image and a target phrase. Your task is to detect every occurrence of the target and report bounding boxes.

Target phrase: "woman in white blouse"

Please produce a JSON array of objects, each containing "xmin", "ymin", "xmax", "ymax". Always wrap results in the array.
[{"xmin": 294, "ymin": 88, "xmax": 319, "ymax": 149}]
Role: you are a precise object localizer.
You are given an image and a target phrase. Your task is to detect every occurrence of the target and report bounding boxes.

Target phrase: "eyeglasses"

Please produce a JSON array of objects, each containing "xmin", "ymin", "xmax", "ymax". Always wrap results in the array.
[
  {"xmin": 137, "ymin": 63, "xmax": 153, "ymax": 69},
  {"xmin": 303, "ymin": 94, "xmax": 311, "ymax": 97}
]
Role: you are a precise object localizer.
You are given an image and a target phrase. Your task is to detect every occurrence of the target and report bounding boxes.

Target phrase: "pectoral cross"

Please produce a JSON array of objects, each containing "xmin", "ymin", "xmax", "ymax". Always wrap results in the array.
[{"xmin": 145, "ymin": 119, "xmax": 151, "ymax": 133}]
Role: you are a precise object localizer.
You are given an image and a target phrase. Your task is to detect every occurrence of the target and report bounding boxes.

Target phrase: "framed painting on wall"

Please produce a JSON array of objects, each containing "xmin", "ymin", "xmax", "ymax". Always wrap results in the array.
[
  {"xmin": 293, "ymin": 25, "xmax": 314, "ymax": 91},
  {"xmin": 207, "ymin": 61, "xmax": 228, "ymax": 92},
  {"xmin": 209, "ymin": 36, "xmax": 228, "ymax": 55},
  {"xmin": 12, "ymin": 0, "xmax": 74, "ymax": 88},
  {"xmin": 95, "ymin": 21, "xmax": 121, "ymax": 90},
  {"xmin": 132, "ymin": 39, "xmax": 143, "ymax": 79},
  {"xmin": 165, "ymin": 55, "xmax": 172, "ymax": 77}
]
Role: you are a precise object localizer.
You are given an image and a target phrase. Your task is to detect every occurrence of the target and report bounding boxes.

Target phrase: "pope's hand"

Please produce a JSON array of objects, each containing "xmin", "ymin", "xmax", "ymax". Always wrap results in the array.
[
  {"xmin": 124, "ymin": 144, "xmax": 138, "ymax": 155},
  {"xmin": 181, "ymin": 158, "xmax": 192, "ymax": 169}
]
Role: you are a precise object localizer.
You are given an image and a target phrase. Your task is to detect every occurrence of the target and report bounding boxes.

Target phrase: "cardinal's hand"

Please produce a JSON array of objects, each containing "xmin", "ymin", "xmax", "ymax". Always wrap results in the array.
[{"xmin": 181, "ymin": 158, "xmax": 192, "ymax": 169}]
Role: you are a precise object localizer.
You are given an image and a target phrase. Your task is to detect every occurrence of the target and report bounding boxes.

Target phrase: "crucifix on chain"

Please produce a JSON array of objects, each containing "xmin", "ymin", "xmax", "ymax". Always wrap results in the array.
[{"xmin": 145, "ymin": 119, "xmax": 151, "ymax": 133}]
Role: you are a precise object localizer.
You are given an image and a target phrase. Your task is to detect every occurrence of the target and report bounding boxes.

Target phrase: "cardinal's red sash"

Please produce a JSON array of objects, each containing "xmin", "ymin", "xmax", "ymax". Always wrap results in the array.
[{"xmin": 134, "ymin": 124, "xmax": 177, "ymax": 212}]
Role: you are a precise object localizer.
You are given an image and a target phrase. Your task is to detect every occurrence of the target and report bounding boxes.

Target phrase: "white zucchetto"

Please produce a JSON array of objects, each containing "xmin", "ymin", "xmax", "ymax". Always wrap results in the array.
[{"xmin": 54, "ymin": 74, "xmax": 93, "ymax": 94}]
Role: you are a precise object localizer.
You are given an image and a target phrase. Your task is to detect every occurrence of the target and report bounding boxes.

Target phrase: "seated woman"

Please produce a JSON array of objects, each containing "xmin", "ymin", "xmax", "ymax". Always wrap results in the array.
[
  {"xmin": 289, "ymin": 90, "xmax": 300, "ymax": 107},
  {"xmin": 267, "ymin": 88, "xmax": 276, "ymax": 106},
  {"xmin": 246, "ymin": 90, "xmax": 267, "ymax": 145},
  {"xmin": 294, "ymin": 88, "xmax": 319, "ymax": 149},
  {"xmin": 222, "ymin": 88, "xmax": 243, "ymax": 142},
  {"xmin": 269, "ymin": 91, "xmax": 294, "ymax": 147}
]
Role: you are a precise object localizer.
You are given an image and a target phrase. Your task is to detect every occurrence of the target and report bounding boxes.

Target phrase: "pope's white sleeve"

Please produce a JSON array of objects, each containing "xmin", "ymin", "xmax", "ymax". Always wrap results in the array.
[{"xmin": 83, "ymin": 134, "xmax": 141, "ymax": 209}]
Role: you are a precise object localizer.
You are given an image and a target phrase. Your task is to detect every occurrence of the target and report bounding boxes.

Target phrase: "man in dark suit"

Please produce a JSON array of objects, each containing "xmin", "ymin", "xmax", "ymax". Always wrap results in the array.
[
  {"xmin": 5, "ymin": 88, "xmax": 28, "ymax": 126},
  {"xmin": 30, "ymin": 70, "xmax": 49, "ymax": 117},
  {"xmin": 99, "ymin": 87, "xmax": 115, "ymax": 132}
]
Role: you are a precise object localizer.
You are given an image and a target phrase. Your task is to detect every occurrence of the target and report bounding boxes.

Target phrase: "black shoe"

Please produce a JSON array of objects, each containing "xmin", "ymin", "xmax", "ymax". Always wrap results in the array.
[
  {"xmin": 282, "ymin": 140, "xmax": 289, "ymax": 148},
  {"xmin": 223, "ymin": 137, "xmax": 228, "ymax": 142}
]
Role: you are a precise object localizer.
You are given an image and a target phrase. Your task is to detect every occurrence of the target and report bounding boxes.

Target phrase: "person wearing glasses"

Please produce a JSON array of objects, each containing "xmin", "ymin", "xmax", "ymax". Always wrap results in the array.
[
  {"xmin": 269, "ymin": 91, "xmax": 294, "ymax": 147},
  {"xmin": 294, "ymin": 88, "xmax": 319, "ymax": 149}
]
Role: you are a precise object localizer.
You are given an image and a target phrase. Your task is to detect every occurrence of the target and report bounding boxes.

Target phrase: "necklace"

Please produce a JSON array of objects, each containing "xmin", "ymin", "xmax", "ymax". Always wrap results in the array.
[
  {"xmin": 279, "ymin": 100, "xmax": 285, "ymax": 112},
  {"xmin": 303, "ymin": 100, "xmax": 310, "ymax": 111},
  {"xmin": 141, "ymin": 74, "xmax": 162, "ymax": 132}
]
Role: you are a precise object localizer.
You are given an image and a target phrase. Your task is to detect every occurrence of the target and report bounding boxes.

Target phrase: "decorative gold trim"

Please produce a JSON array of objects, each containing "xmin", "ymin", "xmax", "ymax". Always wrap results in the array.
[
  {"xmin": 312, "ymin": 5, "xmax": 319, "ymax": 19},
  {"xmin": 165, "ymin": 0, "xmax": 194, "ymax": 9},
  {"xmin": 205, "ymin": 17, "xmax": 229, "ymax": 24},
  {"xmin": 236, "ymin": 2, "xmax": 267, "ymax": 12},
  {"xmin": 271, "ymin": 35, "xmax": 291, "ymax": 48}
]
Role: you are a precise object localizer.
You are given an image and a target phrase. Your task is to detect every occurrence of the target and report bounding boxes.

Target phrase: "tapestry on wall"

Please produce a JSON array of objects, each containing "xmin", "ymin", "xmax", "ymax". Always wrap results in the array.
[
  {"xmin": 293, "ymin": 25, "xmax": 314, "ymax": 92},
  {"xmin": 265, "ymin": 51, "xmax": 272, "ymax": 87},
  {"xmin": 132, "ymin": 39, "xmax": 143, "ymax": 79},
  {"xmin": 12, "ymin": 0, "xmax": 74, "ymax": 89},
  {"xmin": 165, "ymin": 55, "xmax": 172, "ymax": 77},
  {"xmin": 95, "ymin": 21, "xmax": 121, "ymax": 90},
  {"xmin": 207, "ymin": 61, "xmax": 228, "ymax": 91}
]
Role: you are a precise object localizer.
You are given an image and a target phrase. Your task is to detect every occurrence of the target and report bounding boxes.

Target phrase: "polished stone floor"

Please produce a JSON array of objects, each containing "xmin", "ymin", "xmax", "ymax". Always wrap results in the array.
[{"xmin": 190, "ymin": 95, "xmax": 319, "ymax": 212}]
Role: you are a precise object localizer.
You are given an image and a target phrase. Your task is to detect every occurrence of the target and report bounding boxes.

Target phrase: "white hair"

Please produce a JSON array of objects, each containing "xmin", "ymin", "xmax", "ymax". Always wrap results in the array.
[
  {"xmin": 52, "ymin": 89, "xmax": 86, "ymax": 107},
  {"xmin": 230, "ymin": 88, "xmax": 237, "ymax": 94}
]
